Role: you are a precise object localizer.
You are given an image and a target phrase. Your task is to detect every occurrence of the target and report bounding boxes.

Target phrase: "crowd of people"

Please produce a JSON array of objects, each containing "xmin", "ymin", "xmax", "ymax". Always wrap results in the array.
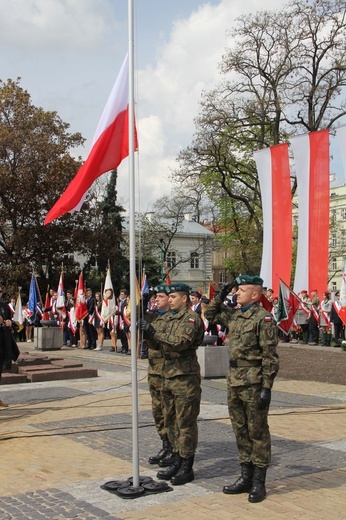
[
  {"xmin": 8, "ymin": 279, "xmax": 343, "ymax": 352},
  {"xmin": 7, "ymin": 286, "xmax": 131, "ymax": 354},
  {"xmin": 269, "ymin": 288, "xmax": 345, "ymax": 346}
]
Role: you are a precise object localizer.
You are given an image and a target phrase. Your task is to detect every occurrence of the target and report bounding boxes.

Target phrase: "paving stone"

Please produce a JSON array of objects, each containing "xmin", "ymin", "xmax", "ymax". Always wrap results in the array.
[{"xmin": 1, "ymin": 342, "xmax": 345, "ymax": 519}]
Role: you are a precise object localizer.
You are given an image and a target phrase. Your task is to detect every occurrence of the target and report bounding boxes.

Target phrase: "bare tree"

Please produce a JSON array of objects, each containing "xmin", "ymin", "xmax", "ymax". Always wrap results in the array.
[{"xmin": 173, "ymin": 0, "xmax": 346, "ymax": 275}]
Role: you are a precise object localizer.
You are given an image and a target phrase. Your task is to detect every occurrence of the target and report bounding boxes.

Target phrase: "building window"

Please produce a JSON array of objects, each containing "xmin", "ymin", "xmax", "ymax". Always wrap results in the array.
[
  {"xmin": 332, "ymin": 282, "xmax": 337, "ymax": 291},
  {"xmin": 342, "ymin": 208, "xmax": 346, "ymax": 221},
  {"xmin": 331, "ymin": 209, "xmax": 337, "ymax": 221},
  {"xmin": 190, "ymin": 252, "xmax": 199, "ymax": 269},
  {"xmin": 219, "ymin": 271, "xmax": 226, "ymax": 284},
  {"xmin": 332, "ymin": 258, "xmax": 337, "ymax": 270},
  {"xmin": 166, "ymin": 251, "xmax": 176, "ymax": 269},
  {"xmin": 331, "ymin": 235, "xmax": 337, "ymax": 247}
]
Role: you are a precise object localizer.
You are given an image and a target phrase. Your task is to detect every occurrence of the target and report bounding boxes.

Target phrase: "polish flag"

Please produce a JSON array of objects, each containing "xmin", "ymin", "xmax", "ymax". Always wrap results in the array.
[
  {"xmin": 291, "ymin": 130, "xmax": 330, "ymax": 297},
  {"xmin": 101, "ymin": 268, "xmax": 117, "ymax": 324},
  {"xmin": 75, "ymin": 273, "xmax": 88, "ymax": 322},
  {"xmin": 44, "ymin": 54, "xmax": 137, "ymax": 225},
  {"xmin": 56, "ymin": 273, "xmax": 67, "ymax": 320},
  {"xmin": 255, "ymin": 143, "xmax": 292, "ymax": 296}
]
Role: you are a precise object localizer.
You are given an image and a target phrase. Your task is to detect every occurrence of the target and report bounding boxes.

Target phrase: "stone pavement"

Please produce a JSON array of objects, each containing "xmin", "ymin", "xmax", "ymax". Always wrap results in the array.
[{"xmin": 0, "ymin": 340, "xmax": 345, "ymax": 519}]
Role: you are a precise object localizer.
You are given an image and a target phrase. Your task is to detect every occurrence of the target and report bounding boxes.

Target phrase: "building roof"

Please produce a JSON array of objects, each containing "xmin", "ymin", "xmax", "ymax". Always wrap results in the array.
[
  {"xmin": 174, "ymin": 219, "xmax": 214, "ymax": 237},
  {"xmin": 122, "ymin": 215, "xmax": 214, "ymax": 238}
]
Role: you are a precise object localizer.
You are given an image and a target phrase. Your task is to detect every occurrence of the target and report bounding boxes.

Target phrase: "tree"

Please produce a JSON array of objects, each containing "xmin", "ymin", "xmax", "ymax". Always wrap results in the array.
[
  {"xmin": 174, "ymin": 0, "xmax": 346, "ymax": 275},
  {"xmin": 83, "ymin": 170, "xmax": 128, "ymax": 292},
  {"xmin": 0, "ymin": 78, "xmax": 92, "ymax": 296}
]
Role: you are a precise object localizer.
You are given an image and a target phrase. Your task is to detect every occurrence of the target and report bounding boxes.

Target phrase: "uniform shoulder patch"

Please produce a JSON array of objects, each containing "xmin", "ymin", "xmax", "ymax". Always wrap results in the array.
[
  {"xmin": 188, "ymin": 317, "xmax": 195, "ymax": 323},
  {"xmin": 264, "ymin": 316, "xmax": 272, "ymax": 322}
]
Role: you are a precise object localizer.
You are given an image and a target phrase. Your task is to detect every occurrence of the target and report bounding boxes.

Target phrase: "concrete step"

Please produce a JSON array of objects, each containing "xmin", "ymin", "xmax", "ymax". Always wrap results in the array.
[
  {"xmin": 26, "ymin": 367, "xmax": 98, "ymax": 383},
  {"xmin": 50, "ymin": 360, "xmax": 84, "ymax": 369},
  {"xmin": 1, "ymin": 373, "xmax": 28, "ymax": 384},
  {"xmin": 18, "ymin": 364, "xmax": 63, "ymax": 374},
  {"xmin": 3, "ymin": 352, "xmax": 98, "ymax": 385}
]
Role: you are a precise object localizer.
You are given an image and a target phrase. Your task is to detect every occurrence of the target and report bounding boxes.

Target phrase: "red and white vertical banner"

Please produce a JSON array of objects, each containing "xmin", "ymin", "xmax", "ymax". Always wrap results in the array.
[
  {"xmin": 254, "ymin": 143, "xmax": 292, "ymax": 296},
  {"xmin": 336, "ymin": 126, "xmax": 346, "ymax": 184},
  {"xmin": 290, "ymin": 129, "xmax": 330, "ymax": 296}
]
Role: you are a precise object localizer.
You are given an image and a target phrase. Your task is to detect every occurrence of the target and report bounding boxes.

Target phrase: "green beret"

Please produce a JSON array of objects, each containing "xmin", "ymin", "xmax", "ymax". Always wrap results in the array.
[
  {"xmin": 235, "ymin": 274, "xmax": 264, "ymax": 286},
  {"xmin": 166, "ymin": 283, "xmax": 191, "ymax": 294},
  {"xmin": 154, "ymin": 284, "xmax": 169, "ymax": 295}
]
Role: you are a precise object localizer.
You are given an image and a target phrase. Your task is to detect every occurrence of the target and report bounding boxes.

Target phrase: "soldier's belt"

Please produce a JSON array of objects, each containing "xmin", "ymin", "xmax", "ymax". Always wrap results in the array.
[
  {"xmin": 229, "ymin": 359, "xmax": 262, "ymax": 368},
  {"xmin": 164, "ymin": 351, "xmax": 196, "ymax": 360},
  {"xmin": 149, "ymin": 358, "xmax": 164, "ymax": 366}
]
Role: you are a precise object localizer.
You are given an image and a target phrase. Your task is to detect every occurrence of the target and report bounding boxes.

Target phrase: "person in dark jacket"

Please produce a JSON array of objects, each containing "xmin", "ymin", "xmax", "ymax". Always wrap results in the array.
[
  {"xmin": 0, "ymin": 288, "xmax": 20, "ymax": 407},
  {"xmin": 330, "ymin": 291, "xmax": 344, "ymax": 346}
]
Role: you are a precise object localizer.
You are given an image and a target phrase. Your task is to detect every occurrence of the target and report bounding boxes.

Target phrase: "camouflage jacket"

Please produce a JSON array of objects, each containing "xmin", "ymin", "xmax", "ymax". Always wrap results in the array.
[
  {"xmin": 144, "ymin": 309, "xmax": 168, "ymax": 375},
  {"xmin": 204, "ymin": 296, "xmax": 279, "ymax": 389},
  {"xmin": 150, "ymin": 306, "xmax": 204, "ymax": 378}
]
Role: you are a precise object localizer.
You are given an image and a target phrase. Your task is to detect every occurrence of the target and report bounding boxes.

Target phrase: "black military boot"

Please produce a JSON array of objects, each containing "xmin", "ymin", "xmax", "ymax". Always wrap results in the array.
[
  {"xmin": 157, "ymin": 453, "xmax": 181, "ymax": 480},
  {"xmin": 148, "ymin": 437, "xmax": 172, "ymax": 465},
  {"xmin": 170, "ymin": 455, "xmax": 194, "ymax": 486},
  {"xmin": 223, "ymin": 462, "xmax": 254, "ymax": 494},
  {"xmin": 248, "ymin": 466, "xmax": 267, "ymax": 503},
  {"xmin": 158, "ymin": 448, "xmax": 176, "ymax": 467}
]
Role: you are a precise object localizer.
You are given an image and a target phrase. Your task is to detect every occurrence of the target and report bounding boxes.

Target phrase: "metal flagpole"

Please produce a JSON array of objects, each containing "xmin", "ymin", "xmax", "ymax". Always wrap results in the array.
[{"xmin": 128, "ymin": 0, "xmax": 140, "ymax": 488}]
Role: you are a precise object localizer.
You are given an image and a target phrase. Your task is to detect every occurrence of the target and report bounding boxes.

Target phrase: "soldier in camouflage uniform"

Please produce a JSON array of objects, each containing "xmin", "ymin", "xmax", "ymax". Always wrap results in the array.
[
  {"xmin": 205, "ymin": 275, "xmax": 279, "ymax": 503},
  {"xmin": 139, "ymin": 283, "xmax": 204, "ymax": 486},
  {"xmin": 143, "ymin": 285, "xmax": 175, "ymax": 466}
]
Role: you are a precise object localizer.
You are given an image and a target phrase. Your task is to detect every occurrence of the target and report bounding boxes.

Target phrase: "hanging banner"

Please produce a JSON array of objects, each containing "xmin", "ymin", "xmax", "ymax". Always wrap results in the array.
[
  {"xmin": 290, "ymin": 129, "xmax": 330, "ymax": 297},
  {"xmin": 255, "ymin": 143, "xmax": 292, "ymax": 296}
]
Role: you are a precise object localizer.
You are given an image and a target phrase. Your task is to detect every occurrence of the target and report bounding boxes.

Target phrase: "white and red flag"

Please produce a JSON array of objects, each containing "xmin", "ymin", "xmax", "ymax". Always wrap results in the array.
[
  {"xmin": 13, "ymin": 288, "xmax": 24, "ymax": 330},
  {"xmin": 75, "ymin": 273, "xmax": 88, "ymax": 322},
  {"xmin": 207, "ymin": 282, "xmax": 217, "ymax": 300},
  {"xmin": 44, "ymin": 54, "xmax": 138, "ymax": 225},
  {"xmin": 276, "ymin": 279, "xmax": 300, "ymax": 335},
  {"xmin": 56, "ymin": 273, "xmax": 67, "ymax": 321},
  {"xmin": 254, "ymin": 143, "xmax": 292, "ymax": 296},
  {"xmin": 101, "ymin": 268, "xmax": 117, "ymax": 324},
  {"xmin": 259, "ymin": 293, "xmax": 273, "ymax": 313},
  {"xmin": 290, "ymin": 130, "xmax": 330, "ymax": 297}
]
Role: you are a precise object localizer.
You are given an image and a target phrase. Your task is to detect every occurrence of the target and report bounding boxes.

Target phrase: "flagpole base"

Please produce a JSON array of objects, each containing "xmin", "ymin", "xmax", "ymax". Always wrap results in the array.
[{"xmin": 101, "ymin": 476, "xmax": 172, "ymax": 499}]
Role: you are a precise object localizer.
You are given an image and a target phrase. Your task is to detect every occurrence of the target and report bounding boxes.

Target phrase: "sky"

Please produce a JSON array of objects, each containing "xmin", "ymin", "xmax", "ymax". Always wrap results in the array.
[{"xmin": 1, "ymin": 0, "xmax": 345, "ymax": 215}]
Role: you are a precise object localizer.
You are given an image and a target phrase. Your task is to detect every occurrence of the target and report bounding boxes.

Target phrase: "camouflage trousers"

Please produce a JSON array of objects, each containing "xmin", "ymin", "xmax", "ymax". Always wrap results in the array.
[
  {"xmin": 227, "ymin": 381, "xmax": 271, "ymax": 468},
  {"xmin": 162, "ymin": 374, "xmax": 201, "ymax": 458},
  {"xmin": 148, "ymin": 373, "xmax": 165, "ymax": 439}
]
